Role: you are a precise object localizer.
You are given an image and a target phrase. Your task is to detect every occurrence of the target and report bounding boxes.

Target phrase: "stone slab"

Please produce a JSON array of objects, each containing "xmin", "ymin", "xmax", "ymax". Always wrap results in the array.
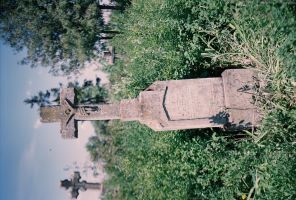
[
  {"xmin": 163, "ymin": 78, "xmax": 225, "ymax": 120},
  {"xmin": 139, "ymin": 91, "xmax": 163, "ymax": 120},
  {"xmin": 227, "ymin": 108, "xmax": 261, "ymax": 129},
  {"xmin": 222, "ymin": 69, "xmax": 257, "ymax": 109},
  {"xmin": 120, "ymin": 99, "xmax": 141, "ymax": 121},
  {"xmin": 222, "ymin": 69, "xmax": 261, "ymax": 128}
]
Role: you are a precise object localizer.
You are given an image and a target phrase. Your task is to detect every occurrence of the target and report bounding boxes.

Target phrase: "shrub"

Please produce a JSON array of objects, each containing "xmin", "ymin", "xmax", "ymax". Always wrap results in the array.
[{"xmin": 88, "ymin": 0, "xmax": 296, "ymax": 199}]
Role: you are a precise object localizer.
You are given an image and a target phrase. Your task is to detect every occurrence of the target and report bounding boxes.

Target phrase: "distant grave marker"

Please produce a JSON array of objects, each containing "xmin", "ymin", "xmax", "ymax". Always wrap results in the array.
[
  {"xmin": 103, "ymin": 46, "xmax": 115, "ymax": 65},
  {"xmin": 61, "ymin": 171, "xmax": 102, "ymax": 199},
  {"xmin": 40, "ymin": 69, "xmax": 262, "ymax": 139}
]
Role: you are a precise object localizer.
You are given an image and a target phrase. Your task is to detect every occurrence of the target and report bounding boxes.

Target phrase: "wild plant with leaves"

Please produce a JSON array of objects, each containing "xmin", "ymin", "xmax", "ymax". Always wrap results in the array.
[
  {"xmin": 87, "ymin": 0, "xmax": 296, "ymax": 199},
  {"xmin": 24, "ymin": 78, "xmax": 107, "ymax": 108}
]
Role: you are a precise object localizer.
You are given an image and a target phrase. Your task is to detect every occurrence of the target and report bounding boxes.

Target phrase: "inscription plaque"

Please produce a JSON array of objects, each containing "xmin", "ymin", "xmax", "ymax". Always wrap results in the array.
[{"xmin": 164, "ymin": 78, "xmax": 225, "ymax": 120}]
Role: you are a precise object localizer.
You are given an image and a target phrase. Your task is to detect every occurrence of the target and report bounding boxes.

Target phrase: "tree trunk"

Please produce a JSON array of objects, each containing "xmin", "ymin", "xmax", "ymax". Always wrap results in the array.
[{"xmin": 99, "ymin": 5, "xmax": 122, "ymax": 10}]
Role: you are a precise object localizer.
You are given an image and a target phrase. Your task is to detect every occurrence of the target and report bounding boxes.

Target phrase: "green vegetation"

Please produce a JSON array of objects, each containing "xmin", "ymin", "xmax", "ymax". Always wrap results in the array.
[
  {"xmin": 88, "ymin": 0, "xmax": 296, "ymax": 199},
  {"xmin": 24, "ymin": 79, "xmax": 107, "ymax": 108},
  {"xmin": 10, "ymin": 0, "xmax": 294, "ymax": 199},
  {"xmin": 0, "ymin": 0, "xmax": 121, "ymax": 75}
]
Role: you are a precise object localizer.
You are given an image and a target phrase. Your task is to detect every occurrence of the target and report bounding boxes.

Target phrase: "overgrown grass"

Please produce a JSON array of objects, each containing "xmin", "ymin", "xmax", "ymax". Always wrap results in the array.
[{"xmin": 89, "ymin": 0, "xmax": 296, "ymax": 199}]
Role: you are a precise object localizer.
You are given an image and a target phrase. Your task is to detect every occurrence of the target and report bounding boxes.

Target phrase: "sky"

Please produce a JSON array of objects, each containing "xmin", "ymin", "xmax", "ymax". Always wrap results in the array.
[{"xmin": 0, "ymin": 41, "xmax": 108, "ymax": 200}]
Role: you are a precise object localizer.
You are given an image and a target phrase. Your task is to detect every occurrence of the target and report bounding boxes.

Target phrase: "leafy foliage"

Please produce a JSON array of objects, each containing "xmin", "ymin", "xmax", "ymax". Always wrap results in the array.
[
  {"xmin": 24, "ymin": 78, "xmax": 107, "ymax": 108},
  {"xmin": 93, "ymin": 123, "xmax": 296, "ymax": 200},
  {"xmin": 0, "ymin": 0, "xmax": 107, "ymax": 75},
  {"xmin": 87, "ymin": 0, "xmax": 296, "ymax": 199},
  {"xmin": 111, "ymin": 0, "xmax": 131, "ymax": 9}
]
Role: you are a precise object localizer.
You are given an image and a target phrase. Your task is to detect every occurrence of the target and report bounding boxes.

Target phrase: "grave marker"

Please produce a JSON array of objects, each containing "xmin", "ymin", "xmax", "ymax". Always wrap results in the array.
[
  {"xmin": 61, "ymin": 172, "xmax": 101, "ymax": 199},
  {"xmin": 40, "ymin": 69, "xmax": 262, "ymax": 138}
]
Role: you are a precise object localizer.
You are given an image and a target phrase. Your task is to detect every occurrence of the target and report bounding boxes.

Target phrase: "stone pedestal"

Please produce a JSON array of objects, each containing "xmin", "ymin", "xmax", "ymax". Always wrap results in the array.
[{"xmin": 120, "ymin": 69, "xmax": 261, "ymax": 131}]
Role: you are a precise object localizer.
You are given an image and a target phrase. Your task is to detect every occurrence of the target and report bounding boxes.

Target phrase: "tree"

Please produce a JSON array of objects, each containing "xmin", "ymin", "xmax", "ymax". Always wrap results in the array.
[
  {"xmin": 24, "ymin": 78, "xmax": 108, "ymax": 108},
  {"xmin": 24, "ymin": 87, "xmax": 60, "ymax": 108},
  {"xmin": 0, "ymin": 0, "xmax": 121, "ymax": 75},
  {"xmin": 86, "ymin": 136, "xmax": 109, "ymax": 162}
]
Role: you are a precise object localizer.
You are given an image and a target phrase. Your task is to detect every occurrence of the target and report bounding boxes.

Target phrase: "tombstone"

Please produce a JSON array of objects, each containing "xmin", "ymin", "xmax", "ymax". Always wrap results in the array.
[
  {"xmin": 61, "ymin": 171, "xmax": 102, "ymax": 199},
  {"xmin": 103, "ymin": 46, "xmax": 115, "ymax": 65},
  {"xmin": 40, "ymin": 69, "xmax": 262, "ymax": 139}
]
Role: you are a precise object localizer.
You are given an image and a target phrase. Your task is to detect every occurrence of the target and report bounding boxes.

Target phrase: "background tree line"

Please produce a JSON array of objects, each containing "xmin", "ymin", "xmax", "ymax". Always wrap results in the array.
[{"xmin": 0, "ymin": 0, "xmax": 126, "ymax": 75}]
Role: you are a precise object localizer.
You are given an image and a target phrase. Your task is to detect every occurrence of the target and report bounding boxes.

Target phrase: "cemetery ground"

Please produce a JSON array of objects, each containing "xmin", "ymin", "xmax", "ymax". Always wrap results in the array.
[{"xmin": 86, "ymin": 1, "xmax": 296, "ymax": 200}]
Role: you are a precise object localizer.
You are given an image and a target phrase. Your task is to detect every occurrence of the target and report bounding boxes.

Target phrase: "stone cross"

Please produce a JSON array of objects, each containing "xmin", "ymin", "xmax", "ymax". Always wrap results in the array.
[
  {"xmin": 60, "ymin": 171, "xmax": 101, "ymax": 199},
  {"xmin": 40, "ymin": 69, "xmax": 262, "ymax": 139},
  {"xmin": 40, "ymin": 87, "xmax": 121, "ymax": 138}
]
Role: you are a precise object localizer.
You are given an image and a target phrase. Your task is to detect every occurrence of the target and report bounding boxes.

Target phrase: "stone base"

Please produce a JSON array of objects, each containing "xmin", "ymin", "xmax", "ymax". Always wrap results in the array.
[{"xmin": 120, "ymin": 69, "xmax": 263, "ymax": 131}]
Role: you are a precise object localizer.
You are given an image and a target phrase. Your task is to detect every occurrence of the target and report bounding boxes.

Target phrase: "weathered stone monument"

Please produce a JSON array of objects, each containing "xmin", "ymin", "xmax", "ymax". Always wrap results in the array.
[
  {"xmin": 103, "ymin": 46, "xmax": 115, "ymax": 65},
  {"xmin": 40, "ymin": 69, "xmax": 261, "ymax": 139},
  {"xmin": 61, "ymin": 171, "xmax": 102, "ymax": 199}
]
